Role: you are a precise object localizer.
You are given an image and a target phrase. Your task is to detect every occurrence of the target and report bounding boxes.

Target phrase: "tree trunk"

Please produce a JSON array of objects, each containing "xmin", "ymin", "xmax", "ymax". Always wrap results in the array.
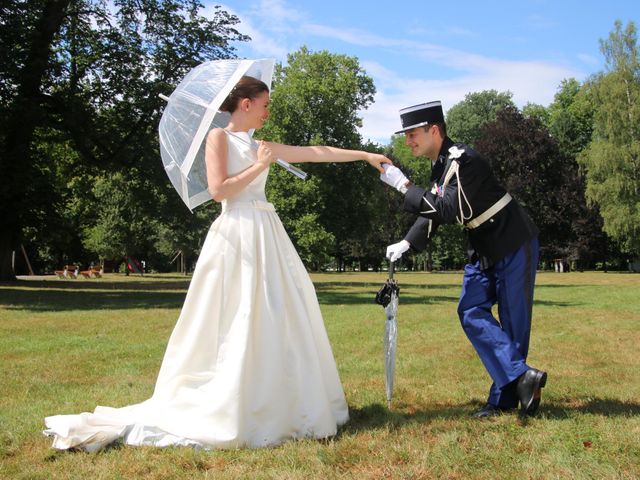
[
  {"xmin": 0, "ymin": 232, "xmax": 16, "ymax": 281},
  {"xmin": 0, "ymin": 0, "xmax": 71, "ymax": 281}
]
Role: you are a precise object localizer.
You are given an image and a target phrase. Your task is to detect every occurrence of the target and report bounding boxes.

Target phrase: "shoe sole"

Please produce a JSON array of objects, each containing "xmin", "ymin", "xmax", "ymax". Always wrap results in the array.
[{"xmin": 522, "ymin": 371, "xmax": 547, "ymax": 415}]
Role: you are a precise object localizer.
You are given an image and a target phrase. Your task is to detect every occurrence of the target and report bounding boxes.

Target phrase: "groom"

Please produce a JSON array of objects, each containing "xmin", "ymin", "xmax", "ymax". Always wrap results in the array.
[{"xmin": 380, "ymin": 101, "xmax": 547, "ymax": 417}]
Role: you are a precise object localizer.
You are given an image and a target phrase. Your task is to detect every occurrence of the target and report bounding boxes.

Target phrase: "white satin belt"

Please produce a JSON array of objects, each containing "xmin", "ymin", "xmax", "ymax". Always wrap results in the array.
[{"xmin": 221, "ymin": 199, "xmax": 275, "ymax": 212}]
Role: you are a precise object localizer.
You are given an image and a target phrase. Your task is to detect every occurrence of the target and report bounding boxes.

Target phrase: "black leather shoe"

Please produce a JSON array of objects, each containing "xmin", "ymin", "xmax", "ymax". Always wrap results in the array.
[
  {"xmin": 471, "ymin": 403, "xmax": 514, "ymax": 418},
  {"xmin": 517, "ymin": 368, "xmax": 547, "ymax": 415}
]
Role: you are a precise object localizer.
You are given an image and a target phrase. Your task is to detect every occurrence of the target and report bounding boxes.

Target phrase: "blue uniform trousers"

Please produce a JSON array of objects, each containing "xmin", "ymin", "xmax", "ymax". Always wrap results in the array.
[{"xmin": 457, "ymin": 238, "xmax": 539, "ymax": 408}]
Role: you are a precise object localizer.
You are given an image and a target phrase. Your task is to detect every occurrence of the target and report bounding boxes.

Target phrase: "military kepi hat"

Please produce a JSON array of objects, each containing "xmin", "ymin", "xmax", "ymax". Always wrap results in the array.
[{"xmin": 395, "ymin": 101, "xmax": 444, "ymax": 134}]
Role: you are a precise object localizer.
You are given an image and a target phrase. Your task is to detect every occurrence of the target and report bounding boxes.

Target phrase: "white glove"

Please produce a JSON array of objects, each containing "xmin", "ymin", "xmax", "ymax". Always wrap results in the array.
[
  {"xmin": 386, "ymin": 239, "xmax": 410, "ymax": 262},
  {"xmin": 380, "ymin": 164, "xmax": 410, "ymax": 194}
]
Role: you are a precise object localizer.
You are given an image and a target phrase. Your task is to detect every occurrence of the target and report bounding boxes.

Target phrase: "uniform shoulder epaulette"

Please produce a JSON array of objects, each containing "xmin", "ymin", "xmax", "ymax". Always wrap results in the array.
[
  {"xmin": 448, "ymin": 145, "xmax": 465, "ymax": 160},
  {"xmin": 448, "ymin": 143, "xmax": 473, "ymax": 164}
]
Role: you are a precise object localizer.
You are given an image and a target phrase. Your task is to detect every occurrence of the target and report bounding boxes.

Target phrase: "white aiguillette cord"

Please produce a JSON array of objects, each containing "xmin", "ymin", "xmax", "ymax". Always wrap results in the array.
[
  {"xmin": 158, "ymin": 93, "xmax": 307, "ymax": 181},
  {"xmin": 442, "ymin": 159, "xmax": 473, "ymax": 225}
]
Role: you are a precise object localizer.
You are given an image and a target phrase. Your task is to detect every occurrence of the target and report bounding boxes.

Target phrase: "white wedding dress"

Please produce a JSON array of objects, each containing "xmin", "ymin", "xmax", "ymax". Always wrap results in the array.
[{"xmin": 44, "ymin": 131, "xmax": 349, "ymax": 451}]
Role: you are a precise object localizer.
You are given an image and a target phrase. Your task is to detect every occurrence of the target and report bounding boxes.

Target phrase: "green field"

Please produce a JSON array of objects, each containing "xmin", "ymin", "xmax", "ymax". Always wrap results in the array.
[{"xmin": 1, "ymin": 271, "xmax": 639, "ymax": 479}]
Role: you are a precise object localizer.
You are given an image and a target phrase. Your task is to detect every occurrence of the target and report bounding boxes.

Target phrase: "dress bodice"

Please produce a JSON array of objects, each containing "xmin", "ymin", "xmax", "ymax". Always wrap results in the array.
[{"xmin": 223, "ymin": 130, "xmax": 268, "ymax": 205}]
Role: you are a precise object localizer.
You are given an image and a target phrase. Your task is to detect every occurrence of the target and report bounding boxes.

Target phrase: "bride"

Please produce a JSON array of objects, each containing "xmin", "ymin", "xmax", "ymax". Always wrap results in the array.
[{"xmin": 44, "ymin": 75, "xmax": 392, "ymax": 451}]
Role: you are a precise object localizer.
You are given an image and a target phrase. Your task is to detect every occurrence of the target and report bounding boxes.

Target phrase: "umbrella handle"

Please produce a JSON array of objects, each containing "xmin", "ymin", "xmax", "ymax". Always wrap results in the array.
[
  {"xmin": 388, "ymin": 261, "xmax": 395, "ymax": 280},
  {"xmin": 275, "ymin": 158, "xmax": 308, "ymax": 180},
  {"xmin": 215, "ymin": 124, "xmax": 309, "ymax": 181}
]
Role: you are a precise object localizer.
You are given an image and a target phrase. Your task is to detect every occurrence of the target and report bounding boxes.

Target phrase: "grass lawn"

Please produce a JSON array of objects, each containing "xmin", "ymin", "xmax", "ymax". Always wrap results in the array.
[{"xmin": 1, "ymin": 271, "xmax": 639, "ymax": 479}]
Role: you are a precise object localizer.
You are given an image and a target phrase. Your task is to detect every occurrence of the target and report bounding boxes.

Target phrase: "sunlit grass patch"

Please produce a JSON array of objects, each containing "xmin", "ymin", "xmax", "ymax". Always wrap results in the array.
[{"xmin": 1, "ymin": 271, "xmax": 639, "ymax": 479}]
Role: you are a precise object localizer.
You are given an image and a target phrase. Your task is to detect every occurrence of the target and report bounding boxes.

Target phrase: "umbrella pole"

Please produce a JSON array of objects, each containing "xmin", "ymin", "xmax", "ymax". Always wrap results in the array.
[{"xmin": 385, "ymin": 261, "xmax": 397, "ymax": 410}]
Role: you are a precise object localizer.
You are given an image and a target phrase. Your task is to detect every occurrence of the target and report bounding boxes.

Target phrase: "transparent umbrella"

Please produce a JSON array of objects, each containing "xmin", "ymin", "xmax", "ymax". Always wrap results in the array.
[
  {"xmin": 158, "ymin": 58, "xmax": 306, "ymax": 211},
  {"xmin": 375, "ymin": 261, "xmax": 400, "ymax": 408}
]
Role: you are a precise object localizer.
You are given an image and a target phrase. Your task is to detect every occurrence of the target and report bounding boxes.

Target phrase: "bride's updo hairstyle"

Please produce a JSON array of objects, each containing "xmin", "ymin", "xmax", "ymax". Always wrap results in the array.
[{"xmin": 219, "ymin": 76, "xmax": 269, "ymax": 113}]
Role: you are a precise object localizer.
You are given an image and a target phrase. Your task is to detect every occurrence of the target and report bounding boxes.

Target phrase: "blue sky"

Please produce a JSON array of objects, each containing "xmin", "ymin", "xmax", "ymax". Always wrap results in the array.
[{"xmin": 205, "ymin": 0, "xmax": 638, "ymax": 144}]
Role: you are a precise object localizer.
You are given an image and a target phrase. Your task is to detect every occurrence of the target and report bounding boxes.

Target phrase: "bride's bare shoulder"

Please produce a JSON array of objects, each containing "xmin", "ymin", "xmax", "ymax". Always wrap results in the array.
[{"xmin": 206, "ymin": 127, "xmax": 227, "ymax": 145}]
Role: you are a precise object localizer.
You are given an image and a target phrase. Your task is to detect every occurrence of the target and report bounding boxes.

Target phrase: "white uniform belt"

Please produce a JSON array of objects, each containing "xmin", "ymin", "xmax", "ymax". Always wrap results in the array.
[
  {"xmin": 222, "ymin": 199, "xmax": 275, "ymax": 212},
  {"xmin": 466, "ymin": 193, "xmax": 512, "ymax": 229}
]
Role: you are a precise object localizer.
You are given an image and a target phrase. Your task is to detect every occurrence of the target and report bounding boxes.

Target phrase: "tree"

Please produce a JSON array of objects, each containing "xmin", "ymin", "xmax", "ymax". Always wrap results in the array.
[
  {"xmin": 522, "ymin": 102, "xmax": 550, "ymax": 125},
  {"xmin": 82, "ymin": 172, "xmax": 155, "ymax": 261},
  {"xmin": 0, "ymin": 0, "xmax": 248, "ymax": 279},
  {"xmin": 0, "ymin": 0, "xmax": 72, "ymax": 280},
  {"xmin": 546, "ymin": 79, "xmax": 595, "ymax": 153},
  {"xmin": 544, "ymin": 79, "xmax": 610, "ymax": 268},
  {"xmin": 476, "ymin": 106, "xmax": 579, "ymax": 264},
  {"xmin": 259, "ymin": 46, "xmax": 385, "ymax": 270},
  {"xmin": 578, "ymin": 20, "xmax": 640, "ymax": 257},
  {"xmin": 445, "ymin": 90, "xmax": 515, "ymax": 148}
]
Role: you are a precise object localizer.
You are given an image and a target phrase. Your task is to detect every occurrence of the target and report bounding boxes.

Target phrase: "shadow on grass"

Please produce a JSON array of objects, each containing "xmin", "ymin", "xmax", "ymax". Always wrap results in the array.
[
  {"xmin": 0, "ymin": 279, "xmax": 192, "ymax": 291},
  {"xmin": 315, "ymin": 290, "xmax": 575, "ymax": 308},
  {"xmin": 35, "ymin": 398, "xmax": 640, "ymax": 458},
  {"xmin": 316, "ymin": 291, "xmax": 460, "ymax": 306},
  {"xmin": 342, "ymin": 397, "xmax": 640, "ymax": 434},
  {"xmin": 1, "ymin": 275, "xmax": 586, "ymax": 312},
  {"xmin": 1, "ymin": 284, "xmax": 577, "ymax": 312},
  {"xmin": 340, "ymin": 402, "xmax": 472, "ymax": 435},
  {"xmin": 314, "ymin": 282, "xmax": 461, "ymax": 289},
  {"xmin": 541, "ymin": 397, "xmax": 640, "ymax": 418},
  {"xmin": 0, "ymin": 283, "xmax": 458, "ymax": 311},
  {"xmin": 0, "ymin": 286, "xmax": 188, "ymax": 311}
]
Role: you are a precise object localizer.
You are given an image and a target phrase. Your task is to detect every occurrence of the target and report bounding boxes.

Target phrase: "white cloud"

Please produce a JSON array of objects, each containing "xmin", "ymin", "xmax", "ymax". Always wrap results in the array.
[
  {"xmin": 213, "ymin": 3, "xmax": 289, "ymax": 58},
  {"xmin": 577, "ymin": 53, "xmax": 601, "ymax": 67},
  {"xmin": 357, "ymin": 56, "xmax": 582, "ymax": 144},
  {"xmin": 249, "ymin": 0, "xmax": 306, "ymax": 27},
  {"xmin": 303, "ymin": 23, "xmax": 405, "ymax": 48},
  {"xmin": 210, "ymin": 2, "xmax": 586, "ymax": 145}
]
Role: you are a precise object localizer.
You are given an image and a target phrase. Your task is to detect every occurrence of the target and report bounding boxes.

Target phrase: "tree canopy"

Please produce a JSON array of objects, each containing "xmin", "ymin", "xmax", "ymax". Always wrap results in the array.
[
  {"xmin": 1, "ymin": 9, "xmax": 637, "ymax": 276},
  {"xmin": 445, "ymin": 90, "xmax": 515, "ymax": 147},
  {"xmin": 260, "ymin": 47, "xmax": 389, "ymax": 271},
  {"xmin": 578, "ymin": 20, "xmax": 640, "ymax": 257},
  {"xmin": 0, "ymin": 0, "xmax": 248, "ymax": 279}
]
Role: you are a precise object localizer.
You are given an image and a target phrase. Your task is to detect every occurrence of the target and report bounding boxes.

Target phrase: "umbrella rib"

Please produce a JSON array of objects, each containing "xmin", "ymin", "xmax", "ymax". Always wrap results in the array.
[
  {"xmin": 158, "ymin": 58, "xmax": 304, "ymax": 210},
  {"xmin": 180, "ymin": 60, "xmax": 254, "ymax": 177}
]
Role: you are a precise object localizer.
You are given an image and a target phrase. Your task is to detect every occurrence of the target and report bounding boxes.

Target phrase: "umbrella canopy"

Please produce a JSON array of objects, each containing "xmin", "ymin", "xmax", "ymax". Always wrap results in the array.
[
  {"xmin": 158, "ymin": 58, "xmax": 306, "ymax": 211},
  {"xmin": 375, "ymin": 261, "xmax": 400, "ymax": 407}
]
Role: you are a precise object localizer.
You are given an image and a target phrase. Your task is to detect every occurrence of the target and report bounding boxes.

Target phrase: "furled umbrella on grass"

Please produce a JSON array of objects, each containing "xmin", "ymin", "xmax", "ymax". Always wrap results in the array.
[
  {"xmin": 375, "ymin": 260, "xmax": 400, "ymax": 408},
  {"xmin": 158, "ymin": 58, "xmax": 307, "ymax": 211}
]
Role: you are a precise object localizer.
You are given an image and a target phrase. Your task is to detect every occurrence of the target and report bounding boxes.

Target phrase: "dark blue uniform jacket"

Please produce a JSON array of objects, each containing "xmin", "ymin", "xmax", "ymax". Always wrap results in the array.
[{"xmin": 403, "ymin": 137, "xmax": 538, "ymax": 267}]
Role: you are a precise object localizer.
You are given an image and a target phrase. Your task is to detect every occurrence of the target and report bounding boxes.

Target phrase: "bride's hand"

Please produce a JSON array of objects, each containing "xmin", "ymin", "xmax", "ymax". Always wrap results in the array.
[
  {"xmin": 366, "ymin": 153, "xmax": 393, "ymax": 173},
  {"xmin": 257, "ymin": 141, "xmax": 276, "ymax": 167}
]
